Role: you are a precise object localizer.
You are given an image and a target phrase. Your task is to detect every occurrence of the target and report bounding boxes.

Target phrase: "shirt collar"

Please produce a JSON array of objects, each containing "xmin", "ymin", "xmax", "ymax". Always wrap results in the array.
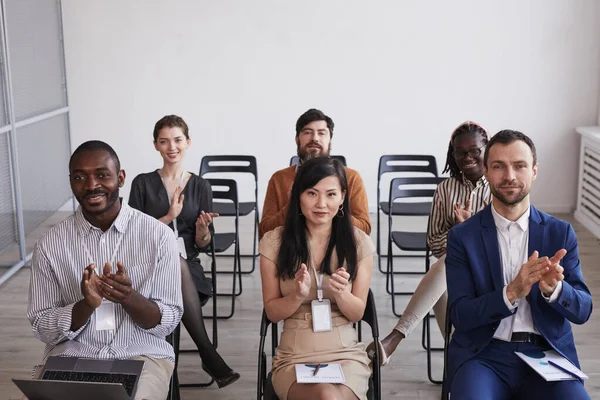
[
  {"xmin": 490, "ymin": 201, "xmax": 530, "ymax": 232},
  {"xmin": 75, "ymin": 199, "xmax": 132, "ymax": 236},
  {"xmin": 460, "ymin": 173, "xmax": 487, "ymax": 190}
]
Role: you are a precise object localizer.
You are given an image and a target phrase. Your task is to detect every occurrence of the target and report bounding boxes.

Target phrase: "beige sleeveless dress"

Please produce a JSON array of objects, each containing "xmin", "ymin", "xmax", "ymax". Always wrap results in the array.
[{"xmin": 259, "ymin": 226, "xmax": 375, "ymax": 400}]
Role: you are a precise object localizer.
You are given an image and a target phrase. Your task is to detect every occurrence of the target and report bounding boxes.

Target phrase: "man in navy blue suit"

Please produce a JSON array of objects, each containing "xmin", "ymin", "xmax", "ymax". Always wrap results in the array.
[{"xmin": 445, "ymin": 130, "xmax": 592, "ymax": 399}]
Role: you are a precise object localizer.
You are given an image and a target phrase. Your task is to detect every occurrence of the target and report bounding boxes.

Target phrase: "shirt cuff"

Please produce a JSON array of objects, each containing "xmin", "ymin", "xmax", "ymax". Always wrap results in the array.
[
  {"xmin": 502, "ymin": 286, "xmax": 518, "ymax": 312},
  {"xmin": 143, "ymin": 301, "xmax": 178, "ymax": 337},
  {"xmin": 58, "ymin": 303, "xmax": 89, "ymax": 340},
  {"xmin": 541, "ymin": 281, "xmax": 563, "ymax": 303}
]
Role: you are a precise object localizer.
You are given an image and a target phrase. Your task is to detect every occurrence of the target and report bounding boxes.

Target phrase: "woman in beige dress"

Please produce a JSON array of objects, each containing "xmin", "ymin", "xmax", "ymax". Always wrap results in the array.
[{"xmin": 260, "ymin": 157, "xmax": 374, "ymax": 400}]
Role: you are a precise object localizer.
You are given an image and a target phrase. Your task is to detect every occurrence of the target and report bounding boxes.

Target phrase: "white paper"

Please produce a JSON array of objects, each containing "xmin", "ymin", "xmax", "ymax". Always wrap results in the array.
[
  {"xmin": 295, "ymin": 363, "xmax": 346, "ymax": 384},
  {"xmin": 515, "ymin": 350, "xmax": 588, "ymax": 381}
]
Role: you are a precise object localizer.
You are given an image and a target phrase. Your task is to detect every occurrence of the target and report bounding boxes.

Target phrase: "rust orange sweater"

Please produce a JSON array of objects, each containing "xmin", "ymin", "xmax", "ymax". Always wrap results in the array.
[{"xmin": 259, "ymin": 165, "xmax": 371, "ymax": 239}]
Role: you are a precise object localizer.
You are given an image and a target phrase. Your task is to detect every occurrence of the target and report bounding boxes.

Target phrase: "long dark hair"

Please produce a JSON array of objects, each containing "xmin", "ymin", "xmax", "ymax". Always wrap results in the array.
[
  {"xmin": 277, "ymin": 157, "xmax": 357, "ymax": 280},
  {"xmin": 442, "ymin": 121, "xmax": 488, "ymax": 178}
]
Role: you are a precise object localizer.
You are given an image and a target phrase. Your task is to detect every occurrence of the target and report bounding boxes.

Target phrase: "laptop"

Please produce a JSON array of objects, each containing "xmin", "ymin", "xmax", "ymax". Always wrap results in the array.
[{"xmin": 12, "ymin": 356, "xmax": 144, "ymax": 400}]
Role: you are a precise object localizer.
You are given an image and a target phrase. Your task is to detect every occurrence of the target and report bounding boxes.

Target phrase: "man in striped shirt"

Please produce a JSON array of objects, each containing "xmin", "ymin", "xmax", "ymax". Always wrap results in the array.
[
  {"xmin": 370, "ymin": 122, "xmax": 491, "ymax": 362},
  {"xmin": 27, "ymin": 141, "xmax": 183, "ymax": 400}
]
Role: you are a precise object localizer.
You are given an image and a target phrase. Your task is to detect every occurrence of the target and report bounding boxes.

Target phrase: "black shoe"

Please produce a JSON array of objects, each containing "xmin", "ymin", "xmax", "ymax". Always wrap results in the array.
[{"xmin": 201, "ymin": 364, "xmax": 241, "ymax": 389}]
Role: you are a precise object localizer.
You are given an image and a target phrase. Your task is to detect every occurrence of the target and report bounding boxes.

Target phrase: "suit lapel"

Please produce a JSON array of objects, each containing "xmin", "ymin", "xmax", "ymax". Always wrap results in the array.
[
  {"xmin": 481, "ymin": 206, "xmax": 503, "ymax": 291},
  {"xmin": 528, "ymin": 205, "xmax": 545, "ymax": 301}
]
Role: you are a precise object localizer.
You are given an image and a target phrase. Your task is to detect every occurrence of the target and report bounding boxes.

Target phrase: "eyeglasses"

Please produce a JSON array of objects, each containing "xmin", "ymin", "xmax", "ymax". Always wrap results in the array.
[{"xmin": 452, "ymin": 145, "xmax": 485, "ymax": 159}]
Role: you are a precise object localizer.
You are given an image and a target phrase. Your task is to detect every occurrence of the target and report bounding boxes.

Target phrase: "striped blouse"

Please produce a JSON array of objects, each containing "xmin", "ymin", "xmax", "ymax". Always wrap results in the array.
[
  {"xmin": 427, "ymin": 175, "xmax": 491, "ymax": 258},
  {"xmin": 27, "ymin": 201, "xmax": 183, "ymax": 364}
]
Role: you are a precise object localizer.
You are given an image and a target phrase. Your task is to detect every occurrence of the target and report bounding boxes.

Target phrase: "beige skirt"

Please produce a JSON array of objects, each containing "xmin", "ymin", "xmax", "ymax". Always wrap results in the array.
[{"xmin": 272, "ymin": 305, "xmax": 371, "ymax": 400}]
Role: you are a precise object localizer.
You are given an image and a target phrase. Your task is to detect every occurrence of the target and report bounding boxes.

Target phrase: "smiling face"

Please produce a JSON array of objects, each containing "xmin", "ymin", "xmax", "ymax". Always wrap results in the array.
[
  {"xmin": 69, "ymin": 149, "xmax": 124, "ymax": 216},
  {"xmin": 452, "ymin": 132, "xmax": 486, "ymax": 183},
  {"xmin": 154, "ymin": 126, "xmax": 191, "ymax": 164},
  {"xmin": 296, "ymin": 120, "xmax": 332, "ymax": 161},
  {"xmin": 299, "ymin": 175, "xmax": 345, "ymax": 227},
  {"xmin": 485, "ymin": 140, "xmax": 537, "ymax": 207}
]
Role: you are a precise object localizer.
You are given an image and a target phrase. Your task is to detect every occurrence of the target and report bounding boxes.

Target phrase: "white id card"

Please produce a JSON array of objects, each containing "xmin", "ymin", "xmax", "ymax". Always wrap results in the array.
[
  {"xmin": 95, "ymin": 300, "xmax": 116, "ymax": 331},
  {"xmin": 176, "ymin": 237, "xmax": 187, "ymax": 259},
  {"xmin": 311, "ymin": 299, "xmax": 333, "ymax": 332}
]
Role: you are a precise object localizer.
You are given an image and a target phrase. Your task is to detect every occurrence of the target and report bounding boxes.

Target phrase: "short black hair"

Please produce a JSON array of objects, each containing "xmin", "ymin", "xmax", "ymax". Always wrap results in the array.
[
  {"xmin": 442, "ymin": 121, "xmax": 488, "ymax": 178},
  {"xmin": 295, "ymin": 108, "xmax": 334, "ymax": 137},
  {"xmin": 483, "ymin": 130, "xmax": 537, "ymax": 168},
  {"xmin": 69, "ymin": 140, "xmax": 121, "ymax": 171}
]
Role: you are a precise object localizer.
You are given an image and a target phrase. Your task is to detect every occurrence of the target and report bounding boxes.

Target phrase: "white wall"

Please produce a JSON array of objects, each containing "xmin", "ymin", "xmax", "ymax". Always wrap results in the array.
[{"xmin": 61, "ymin": 0, "xmax": 600, "ymax": 213}]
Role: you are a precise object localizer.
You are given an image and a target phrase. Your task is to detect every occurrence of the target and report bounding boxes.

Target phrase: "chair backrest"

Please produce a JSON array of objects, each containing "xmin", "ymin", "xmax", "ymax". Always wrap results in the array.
[
  {"xmin": 289, "ymin": 155, "xmax": 347, "ymax": 166},
  {"xmin": 200, "ymin": 155, "xmax": 257, "ymax": 179},
  {"xmin": 206, "ymin": 178, "xmax": 239, "ymax": 214},
  {"xmin": 378, "ymin": 155, "xmax": 438, "ymax": 181},
  {"xmin": 388, "ymin": 176, "xmax": 446, "ymax": 204}
]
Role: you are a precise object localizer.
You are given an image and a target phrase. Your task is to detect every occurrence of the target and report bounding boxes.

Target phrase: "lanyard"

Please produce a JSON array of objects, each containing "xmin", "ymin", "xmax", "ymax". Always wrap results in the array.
[
  {"xmin": 312, "ymin": 266, "xmax": 324, "ymax": 302},
  {"xmin": 159, "ymin": 169, "xmax": 186, "ymax": 237},
  {"xmin": 80, "ymin": 228, "xmax": 125, "ymax": 276}
]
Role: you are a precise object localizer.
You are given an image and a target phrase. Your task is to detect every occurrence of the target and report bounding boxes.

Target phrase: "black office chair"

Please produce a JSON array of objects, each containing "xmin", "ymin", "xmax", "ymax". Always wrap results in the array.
[
  {"xmin": 289, "ymin": 155, "xmax": 347, "ymax": 166},
  {"xmin": 376, "ymin": 155, "xmax": 438, "ymax": 274},
  {"xmin": 200, "ymin": 155, "xmax": 259, "ymax": 274},
  {"xmin": 386, "ymin": 177, "xmax": 445, "ymax": 313},
  {"xmin": 204, "ymin": 178, "xmax": 241, "ymax": 319},
  {"xmin": 257, "ymin": 289, "xmax": 381, "ymax": 400}
]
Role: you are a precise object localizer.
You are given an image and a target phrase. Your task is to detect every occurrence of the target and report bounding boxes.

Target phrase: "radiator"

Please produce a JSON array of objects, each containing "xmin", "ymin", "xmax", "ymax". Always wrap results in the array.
[{"xmin": 575, "ymin": 127, "xmax": 600, "ymax": 239}]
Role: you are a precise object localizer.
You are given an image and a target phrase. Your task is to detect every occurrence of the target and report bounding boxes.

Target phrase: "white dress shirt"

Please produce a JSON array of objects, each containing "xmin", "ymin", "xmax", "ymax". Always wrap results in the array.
[
  {"xmin": 27, "ymin": 202, "xmax": 183, "ymax": 363},
  {"xmin": 491, "ymin": 203, "xmax": 562, "ymax": 341}
]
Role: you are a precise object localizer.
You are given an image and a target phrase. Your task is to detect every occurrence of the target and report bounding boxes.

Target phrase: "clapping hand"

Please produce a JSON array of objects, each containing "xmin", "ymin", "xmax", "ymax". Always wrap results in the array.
[
  {"xmin": 195, "ymin": 211, "xmax": 220, "ymax": 237},
  {"xmin": 81, "ymin": 264, "xmax": 103, "ymax": 309},
  {"xmin": 539, "ymin": 249, "xmax": 567, "ymax": 296},
  {"xmin": 167, "ymin": 186, "xmax": 184, "ymax": 220},
  {"xmin": 294, "ymin": 263, "xmax": 311, "ymax": 299},
  {"xmin": 99, "ymin": 262, "xmax": 133, "ymax": 304},
  {"xmin": 454, "ymin": 199, "xmax": 472, "ymax": 224},
  {"xmin": 329, "ymin": 267, "xmax": 350, "ymax": 297}
]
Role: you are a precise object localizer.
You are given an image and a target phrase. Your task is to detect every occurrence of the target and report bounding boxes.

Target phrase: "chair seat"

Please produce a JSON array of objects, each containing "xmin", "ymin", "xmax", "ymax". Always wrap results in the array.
[
  {"xmin": 391, "ymin": 231, "xmax": 427, "ymax": 251},
  {"xmin": 380, "ymin": 201, "xmax": 432, "ymax": 216},
  {"xmin": 212, "ymin": 201, "xmax": 255, "ymax": 217},
  {"xmin": 212, "ymin": 233, "xmax": 236, "ymax": 252}
]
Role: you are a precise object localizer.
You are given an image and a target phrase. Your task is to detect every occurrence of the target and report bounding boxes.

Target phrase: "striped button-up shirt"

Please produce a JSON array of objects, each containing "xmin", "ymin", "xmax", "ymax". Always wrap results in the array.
[
  {"xmin": 27, "ymin": 201, "xmax": 183, "ymax": 363},
  {"xmin": 427, "ymin": 175, "xmax": 491, "ymax": 258}
]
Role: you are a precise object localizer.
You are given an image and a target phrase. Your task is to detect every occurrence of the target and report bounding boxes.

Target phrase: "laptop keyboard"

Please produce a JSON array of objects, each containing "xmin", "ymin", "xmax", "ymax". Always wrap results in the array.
[{"xmin": 41, "ymin": 370, "xmax": 137, "ymax": 396}]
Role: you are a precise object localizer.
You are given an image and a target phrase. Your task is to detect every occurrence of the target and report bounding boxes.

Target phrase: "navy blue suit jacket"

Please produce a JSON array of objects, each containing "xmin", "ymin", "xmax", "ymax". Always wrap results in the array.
[{"xmin": 445, "ymin": 204, "xmax": 592, "ymax": 390}]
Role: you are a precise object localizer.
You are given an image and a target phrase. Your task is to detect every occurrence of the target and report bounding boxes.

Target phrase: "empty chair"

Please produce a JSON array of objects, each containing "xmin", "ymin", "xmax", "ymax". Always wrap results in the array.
[
  {"xmin": 386, "ymin": 177, "xmax": 445, "ymax": 316},
  {"xmin": 205, "ymin": 178, "xmax": 242, "ymax": 319},
  {"xmin": 200, "ymin": 155, "xmax": 259, "ymax": 274},
  {"xmin": 377, "ymin": 155, "xmax": 438, "ymax": 273}
]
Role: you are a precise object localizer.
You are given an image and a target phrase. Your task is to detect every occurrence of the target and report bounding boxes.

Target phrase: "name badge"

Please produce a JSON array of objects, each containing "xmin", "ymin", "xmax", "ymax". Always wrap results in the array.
[
  {"xmin": 176, "ymin": 236, "xmax": 187, "ymax": 259},
  {"xmin": 95, "ymin": 300, "xmax": 116, "ymax": 331},
  {"xmin": 311, "ymin": 299, "xmax": 333, "ymax": 332}
]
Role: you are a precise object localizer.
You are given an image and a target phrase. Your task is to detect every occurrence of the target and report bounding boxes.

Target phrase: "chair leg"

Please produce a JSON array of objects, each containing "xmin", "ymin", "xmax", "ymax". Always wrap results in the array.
[
  {"xmin": 425, "ymin": 315, "xmax": 443, "ymax": 384},
  {"xmin": 207, "ymin": 250, "xmax": 237, "ymax": 319}
]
